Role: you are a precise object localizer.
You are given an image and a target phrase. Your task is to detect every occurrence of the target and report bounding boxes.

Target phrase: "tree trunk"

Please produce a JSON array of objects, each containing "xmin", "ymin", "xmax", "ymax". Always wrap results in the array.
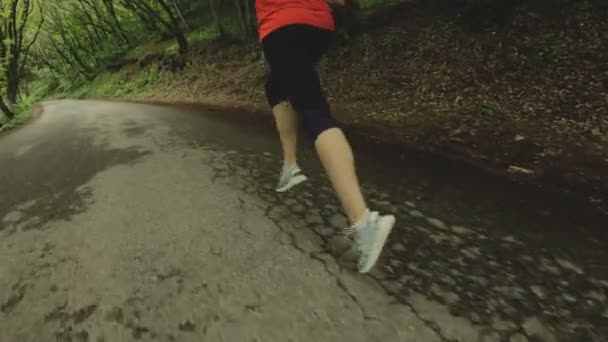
[
  {"xmin": 153, "ymin": 0, "xmax": 188, "ymax": 55},
  {"xmin": 234, "ymin": 0, "xmax": 247, "ymax": 37},
  {"xmin": 121, "ymin": 0, "xmax": 162, "ymax": 32},
  {"xmin": 175, "ymin": 30, "xmax": 188, "ymax": 55},
  {"xmin": 0, "ymin": 94, "xmax": 15, "ymax": 120},
  {"xmin": 111, "ymin": 14, "xmax": 131, "ymax": 44},
  {"xmin": 245, "ymin": 0, "xmax": 255, "ymax": 35},
  {"xmin": 0, "ymin": 0, "xmax": 39, "ymax": 114},
  {"xmin": 111, "ymin": 11, "xmax": 131, "ymax": 45},
  {"xmin": 172, "ymin": 0, "xmax": 190, "ymax": 30},
  {"xmin": 209, "ymin": 0, "xmax": 225, "ymax": 37},
  {"xmin": 6, "ymin": 60, "xmax": 19, "ymax": 105},
  {"xmin": 23, "ymin": 76, "xmax": 29, "ymax": 98},
  {"xmin": 128, "ymin": 0, "xmax": 189, "ymax": 55}
]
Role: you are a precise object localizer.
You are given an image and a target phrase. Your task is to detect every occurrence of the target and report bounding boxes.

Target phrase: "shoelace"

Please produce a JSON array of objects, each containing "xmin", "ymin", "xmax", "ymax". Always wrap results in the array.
[
  {"xmin": 343, "ymin": 226, "xmax": 357, "ymax": 237},
  {"xmin": 343, "ymin": 210, "xmax": 373, "ymax": 238}
]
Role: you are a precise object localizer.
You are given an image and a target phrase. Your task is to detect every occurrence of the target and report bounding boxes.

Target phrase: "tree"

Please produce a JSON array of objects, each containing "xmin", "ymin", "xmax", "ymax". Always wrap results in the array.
[
  {"xmin": 120, "ymin": 0, "xmax": 189, "ymax": 55},
  {"xmin": 100, "ymin": 0, "xmax": 131, "ymax": 45},
  {"xmin": 234, "ymin": 0, "xmax": 256, "ymax": 38},
  {"xmin": 0, "ymin": 0, "xmax": 264, "ymax": 122},
  {"xmin": 0, "ymin": 0, "xmax": 43, "ymax": 119},
  {"xmin": 208, "ymin": 0, "xmax": 225, "ymax": 38}
]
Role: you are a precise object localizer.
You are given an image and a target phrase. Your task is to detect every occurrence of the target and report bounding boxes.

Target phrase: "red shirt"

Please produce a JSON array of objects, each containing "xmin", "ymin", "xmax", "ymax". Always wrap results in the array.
[{"xmin": 256, "ymin": 0, "xmax": 336, "ymax": 41}]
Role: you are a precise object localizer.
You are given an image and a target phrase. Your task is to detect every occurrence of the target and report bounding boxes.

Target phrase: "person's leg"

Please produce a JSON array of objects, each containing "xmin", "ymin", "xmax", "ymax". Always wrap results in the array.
[
  {"xmin": 284, "ymin": 25, "xmax": 396, "ymax": 273},
  {"xmin": 272, "ymin": 101, "xmax": 308, "ymax": 192},
  {"xmin": 262, "ymin": 29, "xmax": 308, "ymax": 192},
  {"xmin": 315, "ymin": 127, "xmax": 367, "ymax": 224},
  {"xmin": 282, "ymin": 28, "xmax": 367, "ymax": 225},
  {"xmin": 271, "ymin": 101, "xmax": 298, "ymax": 167},
  {"xmin": 296, "ymin": 81, "xmax": 395, "ymax": 274}
]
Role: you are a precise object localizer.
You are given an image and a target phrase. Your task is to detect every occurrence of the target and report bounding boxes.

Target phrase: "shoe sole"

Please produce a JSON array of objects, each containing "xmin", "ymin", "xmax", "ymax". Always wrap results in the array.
[
  {"xmin": 358, "ymin": 215, "xmax": 396, "ymax": 273},
  {"xmin": 276, "ymin": 175, "xmax": 308, "ymax": 193}
]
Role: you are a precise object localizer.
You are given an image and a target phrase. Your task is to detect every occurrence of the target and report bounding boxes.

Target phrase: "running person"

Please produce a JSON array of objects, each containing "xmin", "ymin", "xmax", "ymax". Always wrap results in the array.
[{"xmin": 255, "ymin": 0, "xmax": 396, "ymax": 273}]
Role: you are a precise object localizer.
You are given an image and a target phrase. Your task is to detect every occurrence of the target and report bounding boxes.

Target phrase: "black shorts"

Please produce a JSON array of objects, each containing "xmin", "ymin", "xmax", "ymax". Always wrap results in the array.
[{"xmin": 261, "ymin": 24, "xmax": 338, "ymax": 138}]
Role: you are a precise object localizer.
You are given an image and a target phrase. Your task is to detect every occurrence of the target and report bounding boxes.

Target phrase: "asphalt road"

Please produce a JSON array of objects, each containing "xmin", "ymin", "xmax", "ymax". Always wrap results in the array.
[{"xmin": 0, "ymin": 100, "xmax": 606, "ymax": 342}]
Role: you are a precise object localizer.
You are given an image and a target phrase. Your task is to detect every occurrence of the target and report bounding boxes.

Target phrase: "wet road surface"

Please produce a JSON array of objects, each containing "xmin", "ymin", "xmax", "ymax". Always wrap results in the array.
[{"xmin": 0, "ymin": 100, "xmax": 607, "ymax": 342}]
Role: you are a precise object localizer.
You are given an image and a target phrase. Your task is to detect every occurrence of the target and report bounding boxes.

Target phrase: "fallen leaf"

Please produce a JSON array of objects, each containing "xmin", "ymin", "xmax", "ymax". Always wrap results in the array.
[{"xmin": 508, "ymin": 165, "xmax": 535, "ymax": 175}]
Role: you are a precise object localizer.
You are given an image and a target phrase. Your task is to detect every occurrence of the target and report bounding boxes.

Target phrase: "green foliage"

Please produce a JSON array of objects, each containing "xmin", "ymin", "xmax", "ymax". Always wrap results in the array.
[
  {"xmin": 358, "ymin": 0, "xmax": 403, "ymax": 9},
  {"xmin": 28, "ymin": 0, "xmax": 257, "ymax": 90},
  {"xmin": 72, "ymin": 64, "xmax": 161, "ymax": 99},
  {"xmin": 188, "ymin": 26, "xmax": 220, "ymax": 45},
  {"xmin": 0, "ymin": 90, "xmax": 42, "ymax": 129},
  {"xmin": 127, "ymin": 40, "xmax": 178, "ymax": 59}
]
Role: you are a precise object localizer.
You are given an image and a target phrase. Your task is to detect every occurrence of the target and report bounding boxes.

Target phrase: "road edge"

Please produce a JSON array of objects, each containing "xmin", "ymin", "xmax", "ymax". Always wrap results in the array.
[
  {"xmin": 67, "ymin": 96, "xmax": 608, "ymax": 217},
  {"xmin": 0, "ymin": 102, "xmax": 44, "ymax": 138},
  {"xmin": 132, "ymin": 97, "xmax": 608, "ymax": 213}
]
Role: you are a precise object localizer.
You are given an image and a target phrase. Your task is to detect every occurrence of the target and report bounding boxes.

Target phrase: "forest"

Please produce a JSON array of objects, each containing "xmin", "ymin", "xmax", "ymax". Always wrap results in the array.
[{"xmin": 0, "ymin": 0, "xmax": 255, "ymax": 121}]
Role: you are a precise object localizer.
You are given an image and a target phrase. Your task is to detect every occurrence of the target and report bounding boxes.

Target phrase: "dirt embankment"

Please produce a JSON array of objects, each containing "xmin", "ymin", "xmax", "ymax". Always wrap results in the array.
[{"xmin": 122, "ymin": 0, "xmax": 607, "ymax": 211}]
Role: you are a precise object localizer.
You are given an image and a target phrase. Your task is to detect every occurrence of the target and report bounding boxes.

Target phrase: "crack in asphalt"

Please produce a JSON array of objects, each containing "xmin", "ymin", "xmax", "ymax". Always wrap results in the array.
[
  {"xmin": 370, "ymin": 274, "xmax": 456, "ymax": 342},
  {"xmin": 150, "ymin": 134, "xmax": 169, "ymax": 152},
  {"xmin": 205, "ymin": 156, "xmax": 454, "ymax": 342},
  {"xmin": 260, "ymin": 196, "xmax": 454, "ymax": 340},
  {"xmin": 262, "ymin": 205, "xmax": 376, "ymax": 322},
  {"xmin": 236, "ymin": 196, "xmax": 254, "ymax": 237},
  {"xmin": 258, "ymin": 203, "xmax": 464, "ymax": 342},
  {"xmin": 260, "ymin": 198, "xmax": 452, "ymax": 339},
  {"xmin": 335, "ymin": 275, "xmax": 380, "ymax": 321}
]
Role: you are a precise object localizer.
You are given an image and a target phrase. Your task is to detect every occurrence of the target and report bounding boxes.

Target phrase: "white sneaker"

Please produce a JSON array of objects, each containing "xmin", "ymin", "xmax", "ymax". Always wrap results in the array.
[
  {"xmin": 346, "ymin": 211, "xmax": 396, "ymax": 273},
  {"xmin": 276, "ymin": 164, "xmax": 308, "ymax": 192}
]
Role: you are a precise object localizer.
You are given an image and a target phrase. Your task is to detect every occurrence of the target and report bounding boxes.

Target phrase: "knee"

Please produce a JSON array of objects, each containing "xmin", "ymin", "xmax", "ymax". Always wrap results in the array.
[
  {"xmin": 299, "ymin": 109, "xmax": 338, "ymax": 140},
  {"xmin": 288, "ymin": 80, "xmax": 336, "ymax": 140}
]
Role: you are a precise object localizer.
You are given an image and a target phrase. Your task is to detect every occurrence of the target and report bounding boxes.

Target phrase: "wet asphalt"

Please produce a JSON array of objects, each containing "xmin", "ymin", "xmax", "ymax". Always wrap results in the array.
[{"xmin": 0, "ymin": 99, "xmax": 606, "ymax": 342}]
